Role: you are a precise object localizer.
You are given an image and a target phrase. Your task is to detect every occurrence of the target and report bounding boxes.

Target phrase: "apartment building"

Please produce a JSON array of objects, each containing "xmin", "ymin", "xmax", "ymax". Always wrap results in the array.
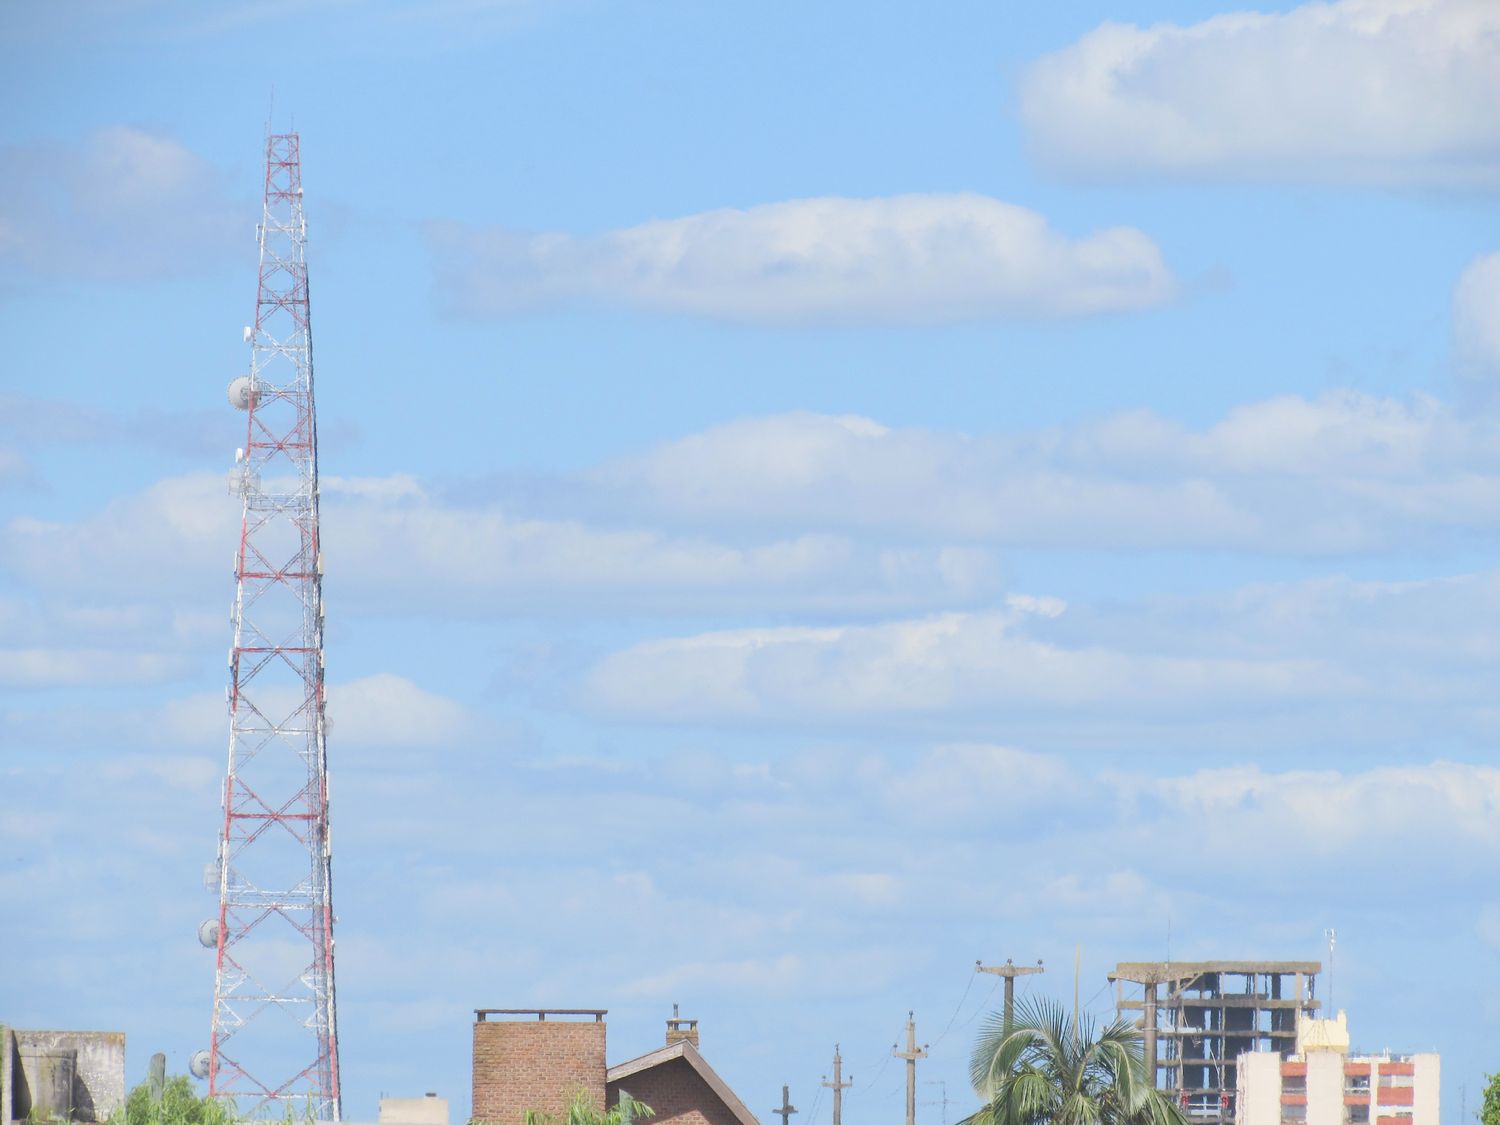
[{"xmin": 1236, "ymin": 1013, "xmax": 1438, "ymax": 1125}]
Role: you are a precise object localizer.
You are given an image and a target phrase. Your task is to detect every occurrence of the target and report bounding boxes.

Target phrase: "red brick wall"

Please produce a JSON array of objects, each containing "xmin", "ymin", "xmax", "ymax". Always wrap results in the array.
[
  {"xmin": 473, "ymin": 1020, "xmax": 607, "ymax": 1125},
  {"xmin": 607, "ymin": 1057, "xmax": 745, "ymax": 1125}
]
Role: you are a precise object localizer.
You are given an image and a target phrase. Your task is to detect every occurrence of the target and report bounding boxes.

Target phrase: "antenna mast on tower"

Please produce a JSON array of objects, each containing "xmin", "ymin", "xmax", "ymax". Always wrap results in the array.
[{"xmin": 199, "ymin": 132, "xmax": 341, "ymax": 1121}]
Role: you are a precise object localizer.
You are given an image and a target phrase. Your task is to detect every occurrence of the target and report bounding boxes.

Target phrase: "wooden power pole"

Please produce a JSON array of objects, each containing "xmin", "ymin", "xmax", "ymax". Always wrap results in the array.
[
  {"xmin": 772, "ymin": 1086, "xmax": 797, "ymax": 1125},
  {"xmin": 822, "ymin": 1046, "xmax": 851, "ymax": 1125},
  {"xmin": 976, "ymin": 958, "xmax": 1045, "ymax": 1028},
  {"xmin": 893, "ymin": 1012, "xmax": 928, "ymax": 1125}
]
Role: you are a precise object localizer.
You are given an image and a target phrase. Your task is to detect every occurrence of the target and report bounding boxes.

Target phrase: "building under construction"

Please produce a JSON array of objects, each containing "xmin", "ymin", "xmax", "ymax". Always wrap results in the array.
[{"xmin": 1110, "ymin": 961, "xmax": 1322, "ymax": 1125}]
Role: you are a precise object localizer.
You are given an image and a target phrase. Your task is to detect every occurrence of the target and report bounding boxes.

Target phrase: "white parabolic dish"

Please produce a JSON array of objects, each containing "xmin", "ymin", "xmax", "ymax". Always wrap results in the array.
[{"xmin": 227, "ymin": 376, "xmax": 253, "ymax": 410}]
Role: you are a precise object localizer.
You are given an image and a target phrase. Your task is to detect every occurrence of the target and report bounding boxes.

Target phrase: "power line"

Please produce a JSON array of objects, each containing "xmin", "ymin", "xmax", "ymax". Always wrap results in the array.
[
  {"xmin": 805, "ymin": 1085, "xmax": 824, "ymax": 1125},
  {"xmin": 860, "ymin": 1038, "xmax": 894, "ymax": 1092},
  {"xmin": 959, "ymin": 978, "xmax": 1002, "ymax": 1030}
]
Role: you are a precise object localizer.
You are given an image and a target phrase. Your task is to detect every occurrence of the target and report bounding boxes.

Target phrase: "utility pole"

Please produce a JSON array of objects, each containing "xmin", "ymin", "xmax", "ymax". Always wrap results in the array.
[
  {"xmin": 976, "ymin": 958, "xmax": 1045, "ymax": 1028},
  {"xmin": 893, "ymin": 1012, "xmax": 929, "ymax": 1125},
  {"xmin": 822, "ymin": 1046, "xmax": 851, "ymax": 1125},
  {"xmin": 772, "ymin": 1087, "xmax": 797, "ymax": 1125}
]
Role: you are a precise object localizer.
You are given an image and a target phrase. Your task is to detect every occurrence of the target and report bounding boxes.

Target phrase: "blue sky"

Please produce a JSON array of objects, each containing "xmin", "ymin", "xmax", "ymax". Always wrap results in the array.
[{"xmin": 3, "ymin": 0, "xmax": 1499, "ymax": 1122}]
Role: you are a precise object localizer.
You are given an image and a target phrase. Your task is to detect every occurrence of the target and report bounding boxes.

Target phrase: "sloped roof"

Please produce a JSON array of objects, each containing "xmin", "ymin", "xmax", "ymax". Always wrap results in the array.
[{"xmin": 607, "ymin": 1040, "xmax": 760, "ymax": 1125}]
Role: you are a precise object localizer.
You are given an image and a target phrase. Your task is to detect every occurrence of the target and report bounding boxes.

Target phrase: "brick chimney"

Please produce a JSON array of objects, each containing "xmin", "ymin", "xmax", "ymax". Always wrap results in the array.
[
  {"xmin": 472, "ymin": 1009, "xmax": 607, "ymax": 1125},
  {"xmin": 665, "ymin": 1004, "xmax": 699, "ymax": 1049}
]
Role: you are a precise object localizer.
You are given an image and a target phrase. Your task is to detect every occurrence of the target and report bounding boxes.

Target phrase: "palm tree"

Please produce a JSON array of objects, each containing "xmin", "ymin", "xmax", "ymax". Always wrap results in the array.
[
  {"xmin": 961, "ymin": 996, "xmax": 1187, "ymax": 1125},
  {"xmin": 522, "ymin": 1091, "xmax": 655, "ymax": 1125}
]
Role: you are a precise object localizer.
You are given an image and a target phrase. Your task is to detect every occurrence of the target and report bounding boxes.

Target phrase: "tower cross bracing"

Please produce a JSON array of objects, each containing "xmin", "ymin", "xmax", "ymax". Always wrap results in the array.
[{"xmin": 207, "ymin": 132, "xmax": 341, "ymax": 1122}]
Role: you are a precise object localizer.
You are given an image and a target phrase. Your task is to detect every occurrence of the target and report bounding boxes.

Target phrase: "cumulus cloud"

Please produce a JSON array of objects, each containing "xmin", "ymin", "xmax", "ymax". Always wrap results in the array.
[
  {"xmin": 0, "ymin": 448, "xmax": 33, "ymax": 489},
  {"xmin": 1126, "ymin": 761, "xmax": 1500, "ymax": 861},
  {"xmin": 6, "ymin": 702, "xmax": 1488, "ymax": 1106},
  {"xmin": 1020, "ymin": 0, "xmax": 1500, "ymax": 187},
  {"xmin": 0, "ymin": 648, "xmax": 189, "ymax": 689},
  {"xmin": 0, "ymin": 470, "xmax": 999, "ymax": 616},
  {"xmin": 326, "ymin": 673, "xmax": 484, "ymax": 748},
  {"xmin": 582, "ymin": 569, "xmax": 1500, "ymax": 744},
  {"xmin": 12, "ymin": 673, "xmax": 491, "ymax": 754},
  {"xmin": 1, "ymin": 472, "xmax": 237, "ymax": 598},
  {"xmin": 0, "ymin": 393, "xmax": 226, "ymax": 460},
  {"xmin": 587, "ymin": 393, "xmax": 1500, "ymax": 553},
  {"xmin": 0, "ymin": 598, "xmax": 213, "ymax": 689},
  {"xmin": 326, "ymin": 485, "xmax": 998, "ymax": 613},
  {"xmin": 431, "ymin": 193, "xmax": 1176, "ymax": 324},
  {"xmin": 0, "ymin": 127, "xmax": 244, "ymax": 283},
  {"xmin": 1455, "ymin": 250, "xmax": 1500, "ymax": 377},
  {"xmin": 584, "ymin": 601, "xmax": 1354, "ymax": 730}
]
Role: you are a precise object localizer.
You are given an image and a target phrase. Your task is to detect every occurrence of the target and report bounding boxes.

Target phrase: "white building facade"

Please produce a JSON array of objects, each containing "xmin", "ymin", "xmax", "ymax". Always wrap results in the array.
[{"xmin": 1236, "ymin": 1014, "xmax": 1438, "ymax": 1125}]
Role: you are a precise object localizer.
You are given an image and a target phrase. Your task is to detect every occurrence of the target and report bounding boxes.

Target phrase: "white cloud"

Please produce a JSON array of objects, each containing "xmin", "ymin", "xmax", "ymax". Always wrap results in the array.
[
  {"xmin": 7, "ymin": 0, "xmax": 545, "ymax": 50},
  {"xmin": 582, "ymin": 567, "xmax": 1500, "ymax": 743},
  {"xmin": 588, "ymin": 394, "xmax": 1500, "ymax": 553},
  {"xmin": 154, "ymin": 674, "xmax": 486, "ymax": 750},
  {"xmin": 1, "ymin": 469, "xmax": 1001, "ymax": 616},
  {"xmin": 0, "ymin": 128, "xmax": 244, "ymax": 282},
  {"xmin": 0, "ymin": 648, "xmax": 188, "ymax": 688},
  {"xmin": 620, "ymin": 954, "xmax": 804, "ymax": 999},
  {"xmin": 327, "ymin": 673, "xmax": 482, "ymax": 747},
  {"xmin": 327, "ymin": 490, "xmax": 999, "ymax": 613},
  {"xmin": 7, "ymin": 708, "xmax": 1492, "ymax": 1111},
  {"xmin": 1455, "ymin": 250, "xmax": 1500, "ymax": 376},
  {"xmin": 1, "ymin": 472, "xmax": 236, "ymax": 597},
  {"xmin": 0, "ymin": 448, "xmax": 33, "ymax": 488},
  {"xmin": 1117, "ymin": 761, "xmax": 1500, "ymax": 873},
  {"xmin": 584, "ymin": 605, "xmax": 1353, "ymax": 728},
  {"xmin": 432, "ymin": 193, "xmax": 1176, "ymax": 324},
  {"xmin": 1479, "ymin": 904, "xmax": 1500, "ymax": 949},
  {"xmin": 1020, "ymin": 0, "xmax": 1500, "ymax": 187}
]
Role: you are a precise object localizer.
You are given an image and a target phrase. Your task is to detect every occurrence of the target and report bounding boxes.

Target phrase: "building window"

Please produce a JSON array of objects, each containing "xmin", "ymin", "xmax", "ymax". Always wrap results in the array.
[
  {"xmin": 1347, "ymin": 1077, "xmax": 1371, "ymax": 1093},
  {"xmin": 1283, "ymin": 1106, "xmax": 1307, "ymax": 1124},
  {"xmin": 1284, "ymin": 1078, "xmax": 1307, "ymax": 1094},
  {"xmin": 1349, "ymin": 1104, "xmax": 1370, "ymax": 1123}
]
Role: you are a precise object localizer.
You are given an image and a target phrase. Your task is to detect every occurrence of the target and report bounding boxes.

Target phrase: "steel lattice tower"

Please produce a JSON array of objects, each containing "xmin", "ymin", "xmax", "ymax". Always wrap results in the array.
[{"xmin": 204, "ymin": 133, "xmax": 341, "ymax": 1121}]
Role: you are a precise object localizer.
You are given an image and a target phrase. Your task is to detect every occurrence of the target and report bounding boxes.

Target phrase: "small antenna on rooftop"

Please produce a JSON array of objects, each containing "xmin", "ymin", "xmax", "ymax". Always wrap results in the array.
[{"xmin": 1324, "ymin": 928, "xmax": 1337, "ymax": 1014}]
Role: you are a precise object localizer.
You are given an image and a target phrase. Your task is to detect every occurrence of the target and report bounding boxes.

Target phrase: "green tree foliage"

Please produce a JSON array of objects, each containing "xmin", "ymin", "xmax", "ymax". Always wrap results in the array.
[
  {"xmin": 1479, "ymin": 1073, "xmax": 1500, "ymax": 1125},
  {"xmin": 123, "ymin": 1076, "xmax": 237, "ymax": 1125},
  {"xmin": 522, "ymin": 1091, "xmax": 654, "ymax": 1125},
  {"xmin": 962, "ymin": 996, "xmax": 1188, "ymax": 1125}
]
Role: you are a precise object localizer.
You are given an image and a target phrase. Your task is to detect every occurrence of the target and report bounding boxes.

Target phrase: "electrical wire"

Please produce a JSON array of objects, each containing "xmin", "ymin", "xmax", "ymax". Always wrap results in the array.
[
  {"xmin": 959, "ymin": 978, "xmax": 1002, "ymax": 1030},
  {"xmin": 805, "ymin": 1084, "xmax": 824, "ymax": 1125},
  {"xmin": 859, "ymin": 1042, "xmax": 894, "ymax": 1092},
  {"xmin": 929, "ymin": 969, "xmax": 979, "ymax": 1050}
]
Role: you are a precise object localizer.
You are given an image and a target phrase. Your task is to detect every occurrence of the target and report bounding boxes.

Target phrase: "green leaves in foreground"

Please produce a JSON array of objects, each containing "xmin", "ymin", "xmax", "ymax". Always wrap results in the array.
[
  {"xmin": 522, "ymin": 1091, "xmax": 655, "ymax": 1125},
  {"xmin": 121, "ymin": 1077, "xmax": 237, "ymax": 1125},
  {"xmin": 961, "ymin": 996, "xmax": 1188, "ymax": 1125}
]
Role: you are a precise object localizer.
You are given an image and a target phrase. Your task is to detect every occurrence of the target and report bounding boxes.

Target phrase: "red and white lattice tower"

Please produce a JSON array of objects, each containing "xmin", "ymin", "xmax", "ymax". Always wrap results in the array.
[{"xmin": 202, "ymin": 133, "xmax": 341, "ymax": 1121}]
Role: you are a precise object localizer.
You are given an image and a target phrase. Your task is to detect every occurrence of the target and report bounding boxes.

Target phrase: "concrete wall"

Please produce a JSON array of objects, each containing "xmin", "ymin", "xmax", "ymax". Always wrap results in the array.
[
  {"xmin": 2, "ymin": 1028, "xmax": 13, "ymax": 1125},
  {"xmin": 1411, "ymin": 1055, "xmax": 1440, "ymax": 1125},
  {"xmin": 607, "ymin": 1059, "xmax": 741, "ymax": 1125},
  {"xmin": 472, "ymin": 1020, "xmax": 606, "ymax": 1125},
  {"xmin": 1305, "ymin": 1052, "xmax": 1344, "ymax": 1125},
  {"xmin": 8, "ymin": 1030, "xmax": 125, "ymax": 1123},
  {"xmin": 1235, "ymin": 1052, "xmax": 1282, "ymax": 1125},
  {"xmin": 379, "ymin": 1096, "xmax": 450, "ymax": 1125}
]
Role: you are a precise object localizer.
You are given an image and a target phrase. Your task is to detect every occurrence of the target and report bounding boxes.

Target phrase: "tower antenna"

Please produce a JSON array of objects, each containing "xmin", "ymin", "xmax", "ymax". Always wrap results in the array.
[
  {"xmin": 200, "ymin": 131, "xmax": 341, "ymax": 1122},
  {"xmin": 1324, "ymin": 928, "xmax": 1336, "ymax": 1015}
]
